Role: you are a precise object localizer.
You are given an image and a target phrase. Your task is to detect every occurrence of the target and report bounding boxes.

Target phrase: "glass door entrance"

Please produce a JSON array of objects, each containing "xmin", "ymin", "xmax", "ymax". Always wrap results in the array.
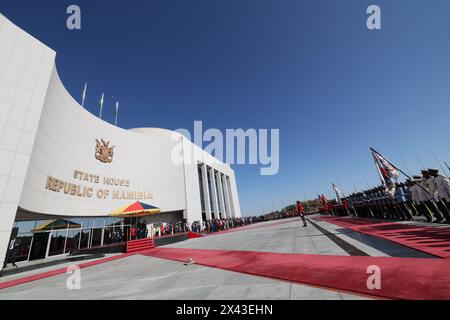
[{"xmin": 29, "ymin": 232, "xmax": 49, "ymax": 261}]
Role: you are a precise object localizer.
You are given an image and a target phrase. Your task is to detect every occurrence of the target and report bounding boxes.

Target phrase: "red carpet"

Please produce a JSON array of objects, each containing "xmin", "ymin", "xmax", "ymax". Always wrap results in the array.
[
  {"xmin": 0, "ymin": 253, "xmax": 131, "ymax": 290},
  {"xmin": 141, "ymin": 247, "xmax": 450, "ymax": 300},
  {"xmin": 187, "ymin": 232, "xmax": 204, "ymax": 239},
  {"xmin": 316, "ymin": 216, "xmax": 450, "ymax": 259}
]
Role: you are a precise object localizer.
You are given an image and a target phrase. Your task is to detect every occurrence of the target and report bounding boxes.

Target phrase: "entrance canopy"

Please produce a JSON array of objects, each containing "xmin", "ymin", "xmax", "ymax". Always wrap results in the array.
[{"xmin": 110, "ymin": 201, "xmax": 161, "ymax": 218}]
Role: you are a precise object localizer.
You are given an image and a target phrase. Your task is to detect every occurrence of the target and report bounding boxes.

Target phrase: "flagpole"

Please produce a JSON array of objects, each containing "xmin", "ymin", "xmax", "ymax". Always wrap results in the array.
[
  {"xmin": 291, "ymin": 191, "xmax": 296, "ymax": 205},
  {"xmin": 114, "ymin": 101, "xmax": 119, "ymax": 126},
  {"xmin": 81, "ymin": 82, "xmax": 87, "ymax": 108},
  {"xmin": 363, "ymin": 175, "xmax": 371, "ymax": 189},
  {"xmin": 445, "ymin": 161, "xmax": 450, "ymax": 173},
  {"xmin": 370, "ymin": 148, "xmax": 385, "ymax": 185},
  {"xmin": 350, "ymin": 176, "xmax": 358, "ymax": 193},
  {"xmin": 302, "ymin": 191, "xmax": 309, "ymax": 210},
  {"xmin": 401, "ymin": 157, "xmax": 413, "ymax": 176},
  {"xmin": 99, "ymin": 93, "xmax": 104, "ymax": 119},
  {"xmin": 411, "ymin": 153, "xmax": 436, "ymax": 195},
  {"xmin": 337, "ymin": 178, "xmax": 346, "ymax": 197},
  {"xmin": 313, "ymin": 184, "xmax": 320, "ymax": 207},
  {"xmin": 331, "ymin": 183, "xmax": 339, "ymax": 202},
  {"xmin": 431, "ymin": 149, "xmax": 450, "ymax": 179},
  {"xmin": 327, "ymin": 187, "xmax": 333, "ymax": 203},
  {"xmin": 313, "ymin": 184, "xmax": 319, "ymax": 199},
  {"xmin": 415, "ymin": 153, "xmax": 426, "ymax": 171}
]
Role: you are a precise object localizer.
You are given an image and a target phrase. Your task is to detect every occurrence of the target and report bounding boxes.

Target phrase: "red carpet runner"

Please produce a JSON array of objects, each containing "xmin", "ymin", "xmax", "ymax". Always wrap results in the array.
[
  {"xmin": 141, "ymin": 247, "xmax": 450, "ymax": 300},
  {"xmin": 316, "ymin": 216, "xmax": 450, "ymax": 259}
]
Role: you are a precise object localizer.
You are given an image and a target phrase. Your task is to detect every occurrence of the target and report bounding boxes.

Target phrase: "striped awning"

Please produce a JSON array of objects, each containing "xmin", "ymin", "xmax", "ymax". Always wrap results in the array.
[{"xmin": 110, "ymin": 201, "xmax": 160, "ymax": 217}]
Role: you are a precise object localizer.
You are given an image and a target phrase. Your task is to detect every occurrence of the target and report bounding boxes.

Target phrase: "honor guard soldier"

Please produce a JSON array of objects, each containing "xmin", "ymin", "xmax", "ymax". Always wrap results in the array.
[
  {"xmin": 421, "ymin": 170, "xmax": 445, "ymax": 223},
  {"xmin": 428, "ymin": 169, "xmax": 450, "ymax": 223}
]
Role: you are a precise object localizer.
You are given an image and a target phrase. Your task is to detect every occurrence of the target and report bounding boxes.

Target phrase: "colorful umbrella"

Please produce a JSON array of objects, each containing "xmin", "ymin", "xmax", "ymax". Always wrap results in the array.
[{"xmin": 110, "ymin": 201, "xmax": 160, "ymax": 217}]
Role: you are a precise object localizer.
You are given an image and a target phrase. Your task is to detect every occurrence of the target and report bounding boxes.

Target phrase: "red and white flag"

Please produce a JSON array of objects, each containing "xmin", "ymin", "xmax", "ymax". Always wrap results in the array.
[{"xmin": 370, "ymin": 147, "xmax": 399, "ymax": 186}]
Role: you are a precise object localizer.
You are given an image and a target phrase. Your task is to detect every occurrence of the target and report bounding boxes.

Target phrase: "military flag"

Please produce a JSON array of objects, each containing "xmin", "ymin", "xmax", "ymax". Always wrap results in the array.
[
  {"xmin": 332, "ymin": 183, "xmax": 345, "ymax": 204},
  {"xmin": 371, "ymin": 147, "xmax": 400, "ymax": 186}
]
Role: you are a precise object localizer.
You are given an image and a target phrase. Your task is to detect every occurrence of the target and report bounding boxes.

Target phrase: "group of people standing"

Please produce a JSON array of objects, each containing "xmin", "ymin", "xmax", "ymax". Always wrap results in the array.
[
  {"xmin": 130, "ymin": 222, "xmax": 148, "ymax": 240},
  {"xmin": 194, "ymin": 217, "xmax": 263, "ymax": 234},
  {"xmin": 152, "ymin": 221, "xmax": 191, "ymax": 237},
  {"xmin": 339, "ymin": 169, "xmax": 450, "ymax": 223},
  {"xmin": 151, "ymin": 217, "xmax": 263, "ymax": 236},
  {"xmin": 104, "ymin": 228, "xmax": 125, "ymax": 244}
]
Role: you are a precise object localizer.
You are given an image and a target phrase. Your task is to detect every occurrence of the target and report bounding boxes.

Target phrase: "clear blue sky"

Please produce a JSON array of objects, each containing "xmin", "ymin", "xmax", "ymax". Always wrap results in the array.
[{"xmin": 2, "ymin": 1, "xmax": 449, "ymax": 215}]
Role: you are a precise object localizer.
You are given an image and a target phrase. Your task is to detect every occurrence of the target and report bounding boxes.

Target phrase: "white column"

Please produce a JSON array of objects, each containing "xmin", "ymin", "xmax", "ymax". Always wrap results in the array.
[
  {"xmin": 226, "ymin": 177, "xmax": 236, "ymax": 218},
  {"xmin": 216, "ymin": 172, "xmax": 226, "ymax": 219},
  {"xmin": 200, "ymin": 163, "xmax": 212, "ymax": 220},
  {"xmin": 209, "ymin": 167, "xmax": 220, "ymax": 219},
  {"xmin": 222, "ymin": 174, "xmax": 232, "ymax": 219}
]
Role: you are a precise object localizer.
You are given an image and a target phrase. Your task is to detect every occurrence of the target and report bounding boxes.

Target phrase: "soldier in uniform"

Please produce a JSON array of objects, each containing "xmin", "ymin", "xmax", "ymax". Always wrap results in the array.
[
  {"xmin": 405, "ymin": 179, "xmax": 420, "ymax": 217},
  {"xmin": 347, "ymin": 194, "xmax": 358, "ymax": 217},
  {"xmin": 428, "ymin": 169, "xmax": 450, "ymax": 223},
  {"xmin": 386, "ymin": 184, "xmax": 396, "ymax": 219},
  {"xmin": 376, "ymin": 186, "xmax": 389, "ymax": 219},
  {"xmin": 395, "ymin": 182, "xmax": 413, "ymax": 220},
  {"xmin": 362, "ymin": 192, "xmax": 370, "ymax": 217},
  {"xmin": 356, "ymin": 192, "xmax": 367, "ymax": 217},
  {"xmin": 369, "ymin": 189, "xmax": 380, "ymax": 218},
  {"xmin": 421, "ymin": 170, "xmax": 445, "ymax": 223},
  {"xmin": 410, "ymin": 176, "xmax": 434, "ymax": 222}
]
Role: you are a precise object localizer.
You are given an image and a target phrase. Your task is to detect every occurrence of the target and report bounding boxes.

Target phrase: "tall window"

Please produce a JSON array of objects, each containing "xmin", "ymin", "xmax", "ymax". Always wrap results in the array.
[
  {"xmin": 207, "ymin": 169, "xmax": 214, "ymax": 210},
  {"xmin": 198, "ymin": 166, "xmax": 205, "ymax": 212}
]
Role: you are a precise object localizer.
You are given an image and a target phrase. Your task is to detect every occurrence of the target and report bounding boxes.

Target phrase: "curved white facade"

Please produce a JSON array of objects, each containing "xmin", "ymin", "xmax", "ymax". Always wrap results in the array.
[{"xmin": 0, "ymin": 15, "xmax": 241, "ymax": 266}]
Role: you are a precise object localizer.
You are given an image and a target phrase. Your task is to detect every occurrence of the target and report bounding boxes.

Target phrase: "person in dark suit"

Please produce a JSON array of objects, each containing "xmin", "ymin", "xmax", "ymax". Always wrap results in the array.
[{"xmin": 3, "ymin": 235, "xmax": 19, "ymax": 268}]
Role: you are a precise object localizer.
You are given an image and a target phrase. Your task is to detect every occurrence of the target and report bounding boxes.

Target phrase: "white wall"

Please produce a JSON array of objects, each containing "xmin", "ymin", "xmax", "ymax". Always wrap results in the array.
[
  {"xmin": 20, "ymin": 68, "xmax": 187, "ymax": 217},
  {"xmin": 0, "ymin": 14, "xmax": 56, "ymax": 267}
]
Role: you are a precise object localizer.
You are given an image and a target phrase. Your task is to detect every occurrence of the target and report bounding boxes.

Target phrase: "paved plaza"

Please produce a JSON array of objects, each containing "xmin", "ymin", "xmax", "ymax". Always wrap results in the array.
[{"xmin": 0, "ymin": 216, "xmax": 441, "ymax": 300}]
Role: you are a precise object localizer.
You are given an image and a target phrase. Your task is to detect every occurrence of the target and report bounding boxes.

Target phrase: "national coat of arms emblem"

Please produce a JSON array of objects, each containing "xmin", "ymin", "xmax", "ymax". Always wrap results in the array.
[{"xmin": 95, "ymin": 138, "xmax": 115, "ymax": 163}]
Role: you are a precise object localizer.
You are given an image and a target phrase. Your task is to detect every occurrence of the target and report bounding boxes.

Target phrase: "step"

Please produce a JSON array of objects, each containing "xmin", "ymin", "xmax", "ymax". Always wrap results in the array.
[
  {"xmin": 127, "ymin": 240, "xmax": 154, "ymax": 245},
  {"xmin": 127, "ymin": 244, "xmax": 154, "ymax": 249},
  {"xmin": 127, "ymin": 245, "xmax": 154, "ymax": 250},
  {"xmin": 127, "ymin": 241, "xmax": 154, "ymax": 246},
  {"xmin": 127, "ymin": 245, "xmax": 155, "ymax": 250},
  {"xmin": 127, "ymin": 239, "xmax": 154, "ymax": 243},
  {"xmin": 126, "ymin": 238, "xmax": 155, "ymax": 253},
  {"xmin": 127, "ymin": 246, "xmax": 155, "ymax": 253},
  {"xmin": 127, "ymin": 242, "xmax": 154, "ymax": 248}
]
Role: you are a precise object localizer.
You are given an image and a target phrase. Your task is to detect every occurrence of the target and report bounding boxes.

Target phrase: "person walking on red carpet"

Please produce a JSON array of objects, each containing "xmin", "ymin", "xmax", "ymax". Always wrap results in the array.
[{"xmin": 296, "ymin": 201, "xmax": 307, "ymax": 227}]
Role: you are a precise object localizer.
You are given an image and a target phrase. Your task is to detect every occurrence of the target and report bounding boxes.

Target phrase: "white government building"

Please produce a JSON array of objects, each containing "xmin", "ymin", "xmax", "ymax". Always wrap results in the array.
[{"xmin": 0, "ymin": 15, "xmax": 241, "ymax": 266}]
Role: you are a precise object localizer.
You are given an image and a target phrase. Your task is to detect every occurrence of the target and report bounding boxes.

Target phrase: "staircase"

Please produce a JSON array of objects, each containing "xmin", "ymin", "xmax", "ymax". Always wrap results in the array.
[{"xmin": 126, "ymin": 238, "xmax": 155, "ymax": 253}]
